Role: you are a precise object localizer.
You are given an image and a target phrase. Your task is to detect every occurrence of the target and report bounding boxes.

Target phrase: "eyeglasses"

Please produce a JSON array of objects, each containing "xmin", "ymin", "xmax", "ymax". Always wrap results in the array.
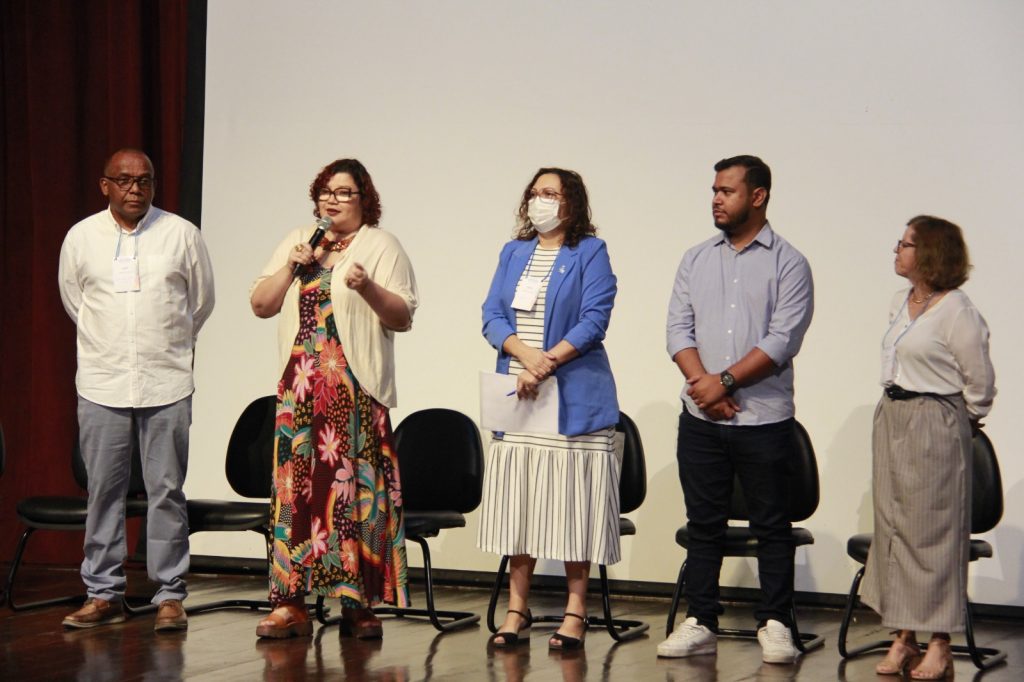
[
  {"xmin": 529, "ymin": 189, "xmax": 563, "ymax": 201},
  {"xmin": 103, "ymin": 175, "xmax": 154, "ymax": 190},
  {"xmin": 895, "ymin": 239, "xmax": 916, "ymax": 251},
  {"xmin": 317, "ymin": 187, "xmax": 360, "ymax": 203}
]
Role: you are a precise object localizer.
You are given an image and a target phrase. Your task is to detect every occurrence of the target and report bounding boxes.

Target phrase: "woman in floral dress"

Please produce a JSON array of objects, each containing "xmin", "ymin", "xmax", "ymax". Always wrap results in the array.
[{"xmin": 250, "ymin": 158, "xmax": 418, "ymax": 639}]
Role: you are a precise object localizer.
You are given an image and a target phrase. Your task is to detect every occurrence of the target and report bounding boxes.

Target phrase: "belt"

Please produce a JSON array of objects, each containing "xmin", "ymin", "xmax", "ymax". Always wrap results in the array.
[{"xmin": 884, "ymin": 385, "xmax": 944, "ymax": 401}]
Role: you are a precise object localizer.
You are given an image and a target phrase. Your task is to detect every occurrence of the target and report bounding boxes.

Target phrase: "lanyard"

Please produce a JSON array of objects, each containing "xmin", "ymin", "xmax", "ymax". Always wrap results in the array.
[
  {"xmin": 523, "ymin": 245, "xmax": 559, "ymax": 282},
  {"xmin": 882, "ymin": 291, "xmax": 936, "ymax": 350},
  {"xmin": 114, "ymin": 227, "xmax": 140, "ymax": 260}
]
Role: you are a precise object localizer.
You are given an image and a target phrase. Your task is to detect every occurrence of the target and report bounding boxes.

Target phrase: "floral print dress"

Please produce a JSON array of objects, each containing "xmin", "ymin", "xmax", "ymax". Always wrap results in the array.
[{"xmin": 269, "ymin": 265, "xmax": 409, "ymax": 609}]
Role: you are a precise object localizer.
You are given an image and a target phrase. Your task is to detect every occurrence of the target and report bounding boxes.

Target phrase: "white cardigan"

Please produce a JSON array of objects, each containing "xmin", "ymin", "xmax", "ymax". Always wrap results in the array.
[{"xmin": 252, "ymin": 224, "xmax": 418, "ymax": 408}]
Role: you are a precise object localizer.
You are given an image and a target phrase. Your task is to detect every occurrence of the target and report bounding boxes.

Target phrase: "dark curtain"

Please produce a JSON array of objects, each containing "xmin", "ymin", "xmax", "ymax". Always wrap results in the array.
[{"xmin": 0, "ymin": 0, "xmax": 205, "ymax": 564}]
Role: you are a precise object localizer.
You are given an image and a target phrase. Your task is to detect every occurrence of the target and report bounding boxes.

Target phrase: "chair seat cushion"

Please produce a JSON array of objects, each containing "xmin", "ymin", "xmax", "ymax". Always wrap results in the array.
[
  {"xmin": 18, "ymin": 496, "xmax": 148, "ymax": 528},
  {"xmin": 675, "ymin": 525, "xmax": 814, "ymax": 556},
  {"xmin": 187, "ymin": 499, "xmax": 267, "ymax": 532},
  {"xmin": 847, "ymin": 533, "xmax": 992, "ymax": 564},
  {"xmin": 403, "ymin": 511, "xmax": 465, "ymax": 539},
  {"xmin": 620, "ymin": 518, "xmax": 636, "ymax": 537}
]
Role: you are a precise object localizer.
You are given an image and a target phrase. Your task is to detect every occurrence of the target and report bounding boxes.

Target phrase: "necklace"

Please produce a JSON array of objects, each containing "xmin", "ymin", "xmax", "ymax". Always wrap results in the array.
[
  {"xmin": 910, "ymin": 289, "xmax": 936, "ymax": 305},
  {"xmin": 320, "ymin": 235, "xmax": 354, "ymax": 253}
]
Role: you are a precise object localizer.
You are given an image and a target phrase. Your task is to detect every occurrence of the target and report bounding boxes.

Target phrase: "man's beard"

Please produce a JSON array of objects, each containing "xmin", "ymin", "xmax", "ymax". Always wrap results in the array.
[{"xmin": 714, "ymin": 206, "xmax": 750, "ymax": 232}]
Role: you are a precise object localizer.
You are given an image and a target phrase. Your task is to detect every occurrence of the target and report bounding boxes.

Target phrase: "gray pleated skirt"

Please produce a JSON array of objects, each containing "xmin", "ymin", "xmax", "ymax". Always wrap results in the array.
[{"xmin": 860, "ymin": 392, "xmax": 972, "ymax": 632}]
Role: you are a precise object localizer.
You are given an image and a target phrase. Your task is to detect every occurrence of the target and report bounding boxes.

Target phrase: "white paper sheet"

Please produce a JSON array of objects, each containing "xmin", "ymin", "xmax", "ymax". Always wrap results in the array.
[{"xmin": 479, "ymin": 371, "xmax": 559, "ymax": 435}]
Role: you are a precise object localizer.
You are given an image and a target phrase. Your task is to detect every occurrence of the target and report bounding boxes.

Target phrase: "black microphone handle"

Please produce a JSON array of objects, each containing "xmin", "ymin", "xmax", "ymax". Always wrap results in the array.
[{"xmin": 292, "ymin": 226, "xmax": 327, "ymax": 275}]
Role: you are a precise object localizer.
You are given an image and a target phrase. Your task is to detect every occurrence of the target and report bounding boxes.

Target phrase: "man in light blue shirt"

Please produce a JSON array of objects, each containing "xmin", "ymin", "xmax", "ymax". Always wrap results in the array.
[{"xmin": 658, "ymin": 156, "xmax": 814, "ymax": 664}]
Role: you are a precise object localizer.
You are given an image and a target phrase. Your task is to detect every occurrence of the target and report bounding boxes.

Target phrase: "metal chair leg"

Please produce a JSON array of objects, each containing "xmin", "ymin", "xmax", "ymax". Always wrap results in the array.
[
  {"xmin": 6, "ymin": 527, "xmax": 85, "ymax": 611},
  {"xmin": 839, "ymin": 565, "xmax": 902, "ymax": 658},
  {"xmin": 839, "ymin": 566, "xmax": 1004, "ymax": 670},
  {"xmin": 486, "ymin": 555, "xmax": 510, "ymax": 634},
  {"xmin": 586, "ymin": 563, "xmax": 648, "ymax": 642},
  {"xmin": 955, "ymin": 599, "xmax": 1007, "ymax": 670},
  {"xmin": 665, "ymin": 559, "xmax": 687, "ymax": 634},
  {"xmin": 373, "ymin": 536, "xmax": 479, "ymax": 632},
  {"xmin": 318, "ymin": 536, "xmax": 478, "ymax": 632}
]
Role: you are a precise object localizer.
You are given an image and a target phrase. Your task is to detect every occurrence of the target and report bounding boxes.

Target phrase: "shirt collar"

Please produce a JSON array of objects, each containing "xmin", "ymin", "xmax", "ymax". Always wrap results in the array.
[
  {"xmin": 714, "ymin": 221, "xmax": 775, "ymax": 250},
  {"xmin": 106, "ymin": 206, "xmax": 155, "ymax": 234}
]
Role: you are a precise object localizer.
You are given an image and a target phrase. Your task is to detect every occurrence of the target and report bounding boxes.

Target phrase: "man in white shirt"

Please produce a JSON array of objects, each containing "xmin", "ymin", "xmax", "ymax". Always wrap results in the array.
[{"xmin": 57, "ymin": 149, "xmax": 215, "ymax": 631}]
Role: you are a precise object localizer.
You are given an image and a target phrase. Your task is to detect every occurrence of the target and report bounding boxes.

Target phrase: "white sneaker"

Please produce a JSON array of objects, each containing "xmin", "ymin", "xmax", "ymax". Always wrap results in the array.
[
  {"xmin": 757, "ymin": 619, "xmax": 799, "ymax": 664},
  {"xmin": 656, "ymin": 617, "xmax": 717, "ymax": 658}
]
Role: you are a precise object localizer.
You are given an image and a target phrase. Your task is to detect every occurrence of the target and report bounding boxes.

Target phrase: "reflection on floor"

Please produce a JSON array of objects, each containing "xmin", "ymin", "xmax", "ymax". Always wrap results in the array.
[{"xmin": 1, "ymin": 566, "xmax": 1020, "ymax": 681}]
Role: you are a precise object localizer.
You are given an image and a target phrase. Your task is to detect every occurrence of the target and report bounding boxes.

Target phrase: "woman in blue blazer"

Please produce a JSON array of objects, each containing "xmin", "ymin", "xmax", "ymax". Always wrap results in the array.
[{"xmin": 478, "ymin": 168, "xmax": 619, "ymax": 651}]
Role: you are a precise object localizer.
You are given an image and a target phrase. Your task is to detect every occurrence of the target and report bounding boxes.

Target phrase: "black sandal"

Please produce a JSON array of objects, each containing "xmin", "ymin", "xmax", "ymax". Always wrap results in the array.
[
  {"xmin": 549, "ymin": 612, "xmax": 588, "ymax": 650},
  {"xmin": 488, "ymin": 608, "xmax": 533, "ymax": 648}
]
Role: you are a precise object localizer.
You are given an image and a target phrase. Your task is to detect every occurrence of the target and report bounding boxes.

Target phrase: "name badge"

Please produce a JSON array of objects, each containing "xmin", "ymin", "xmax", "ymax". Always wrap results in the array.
[
  {"xmin": 511, "ymin": 276, "xmax": 543, "ymax": 311},
  {"xmin": 113, "ymin": 257, "xmax": 141, "ymax": 292}
]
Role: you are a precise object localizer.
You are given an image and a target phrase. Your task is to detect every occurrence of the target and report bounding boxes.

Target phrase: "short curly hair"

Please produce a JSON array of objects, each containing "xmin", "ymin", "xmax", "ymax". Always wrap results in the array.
[
  {"xmin": 309, "ymin": 158, "xmax": 381, "ymax": 227},
  {"xmin": 514, "ymin": 167, "xmax": 596, "ymax": 247},
  {"xmin": 907, "ymin": 215, "xmax": 971, "ymax": 290}
]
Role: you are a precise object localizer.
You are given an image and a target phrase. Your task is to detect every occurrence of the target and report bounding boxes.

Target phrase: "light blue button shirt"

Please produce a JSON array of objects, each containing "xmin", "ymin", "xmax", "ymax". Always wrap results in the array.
[{"xmin": 666, "ymin": 222, "xmax": 814, "ymax": 425}]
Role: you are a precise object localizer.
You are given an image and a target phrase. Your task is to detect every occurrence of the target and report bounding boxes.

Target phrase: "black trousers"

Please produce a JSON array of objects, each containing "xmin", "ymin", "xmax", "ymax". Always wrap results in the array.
[{"xmin": 676, "ymin": 410, "xmax": 796, "ymax": 630}]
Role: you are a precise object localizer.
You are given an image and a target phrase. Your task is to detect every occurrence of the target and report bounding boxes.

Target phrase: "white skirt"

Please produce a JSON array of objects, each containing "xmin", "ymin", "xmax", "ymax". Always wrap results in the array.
[{"xmin": 476, "ymin": 428, "xmax": 622, "ymax": 565}]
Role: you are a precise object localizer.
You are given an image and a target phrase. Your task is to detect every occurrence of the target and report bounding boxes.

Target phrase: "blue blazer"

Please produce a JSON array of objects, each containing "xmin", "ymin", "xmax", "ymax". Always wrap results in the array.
[{"xmin": 482, "ymin": 235, "xmax": 619, "ymax": 437}]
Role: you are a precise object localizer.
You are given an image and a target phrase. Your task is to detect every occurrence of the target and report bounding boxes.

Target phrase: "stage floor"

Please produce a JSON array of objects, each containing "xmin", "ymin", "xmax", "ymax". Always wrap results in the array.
[{"xmin": 1, "ymin": 566, "xmax": 1020, "ymax": 681}]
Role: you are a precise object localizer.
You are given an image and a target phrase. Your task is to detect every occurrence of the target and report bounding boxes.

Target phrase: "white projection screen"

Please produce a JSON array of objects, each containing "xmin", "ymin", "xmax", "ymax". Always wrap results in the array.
[{"xmin": 195, "ymin": 1, "xmax": 1024, "ymax": 607}]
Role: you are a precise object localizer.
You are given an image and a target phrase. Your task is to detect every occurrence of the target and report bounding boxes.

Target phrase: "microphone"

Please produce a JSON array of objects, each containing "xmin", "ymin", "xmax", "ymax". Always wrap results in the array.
[{"xmin": 293, "ymin": 216, "xmax": 333, "ymax": 274}]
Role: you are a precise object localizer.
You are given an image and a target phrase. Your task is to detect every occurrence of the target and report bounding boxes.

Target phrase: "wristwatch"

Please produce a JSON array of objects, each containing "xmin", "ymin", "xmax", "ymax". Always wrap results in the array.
[{"xmin": 719, "ymin": 370, "xmax": 737, "ymax": 395}]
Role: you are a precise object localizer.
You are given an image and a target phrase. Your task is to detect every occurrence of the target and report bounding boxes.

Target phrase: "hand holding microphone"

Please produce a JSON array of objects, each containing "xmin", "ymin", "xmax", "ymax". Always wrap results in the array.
[{"xmin": 291, "ymin": 216, "xmax": 333, "ymax": 275}]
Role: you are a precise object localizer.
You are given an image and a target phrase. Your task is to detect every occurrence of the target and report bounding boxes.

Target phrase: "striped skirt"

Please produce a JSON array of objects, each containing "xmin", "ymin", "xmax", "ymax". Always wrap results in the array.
[
  {"xmin": 860, "ymin": 392, "xmax": 972, "ymax": 632},
  {"xmin": 477, "ymin": 428, "xmax": 622, "ymax": 565}
]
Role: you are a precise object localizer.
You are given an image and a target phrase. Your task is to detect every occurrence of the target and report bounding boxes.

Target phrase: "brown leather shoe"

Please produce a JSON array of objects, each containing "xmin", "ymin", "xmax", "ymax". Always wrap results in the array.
[
  {"xmin": 340, "ymin": 607, "xmax": 383, "ymax": 639},
  {"xmin": 256, "ymin": 604, "xmax": 313, "ymax": 639},
  {"xmin": 154, "ymin": 599, "xmax": 188, "ymax": 632},
  {"xmin": 62, "ymin": 598, "xmax": 127, "ymax": 629}
]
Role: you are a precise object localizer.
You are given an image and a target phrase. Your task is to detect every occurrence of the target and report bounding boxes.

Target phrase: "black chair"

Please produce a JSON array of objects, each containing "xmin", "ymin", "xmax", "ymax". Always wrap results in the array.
[
  {"xmin": 837, "ymin": 429, "xmax": 1007, "ymax": 670},
  {"xmin": 5, "ymin": 434, "xmax": 148, "ymax": 610},
  {"xmin": 185, "ymin": 395, "xmax": 278, "ymax": 615},
  {"xmin": 666, "ymin": 419, "xmax": 824, "ymax": 653},
  {"xmin": 486, "ymin": 411, "xmax": 651, "ymax": 642},
  {"xmin": 316, "ymin": 407, "xmax": 485, "ymax": 632}
]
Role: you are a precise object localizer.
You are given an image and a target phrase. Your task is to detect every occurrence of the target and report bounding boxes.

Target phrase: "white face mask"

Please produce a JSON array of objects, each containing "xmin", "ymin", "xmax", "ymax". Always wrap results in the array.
[{"xmin": 528, "ymin": 196, "xmax": 562, "ymax": 233}]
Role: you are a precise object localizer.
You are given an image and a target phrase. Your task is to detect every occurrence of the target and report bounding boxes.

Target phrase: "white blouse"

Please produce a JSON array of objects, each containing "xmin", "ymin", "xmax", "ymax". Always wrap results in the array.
[
  {"xmin": 252, "ymin": 224, "xmax": 418, "ymax": 408},
  {"xmin": 880, "ymin": 287, "xmax": 996, "ymax": 418}
]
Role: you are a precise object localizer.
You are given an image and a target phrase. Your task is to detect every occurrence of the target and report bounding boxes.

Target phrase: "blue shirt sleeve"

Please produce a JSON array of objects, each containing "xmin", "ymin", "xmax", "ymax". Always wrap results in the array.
[
  {"xmin": 481, "ymin": 242, "xmax": 517, "ymax": 351},
  {"xmin": 666, "ymin": 250, "xmax": 697, "ymax": 359},
  {"xmin": 755, "ymin": 250, "xmax": 814, "ymax": 365}
]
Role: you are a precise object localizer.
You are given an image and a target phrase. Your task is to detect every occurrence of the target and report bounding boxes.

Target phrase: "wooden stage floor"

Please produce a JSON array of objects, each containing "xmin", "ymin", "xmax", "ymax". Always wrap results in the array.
[{"xmin": 1, "ymin": 566, "xmax": 1020, "ymax": 681}]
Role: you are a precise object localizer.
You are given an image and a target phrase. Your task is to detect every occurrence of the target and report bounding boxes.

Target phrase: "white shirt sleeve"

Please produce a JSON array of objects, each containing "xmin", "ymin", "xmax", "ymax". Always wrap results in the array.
[{"xmin": 946, "ymin": 304, "xmax": 996, "ymax": 418}]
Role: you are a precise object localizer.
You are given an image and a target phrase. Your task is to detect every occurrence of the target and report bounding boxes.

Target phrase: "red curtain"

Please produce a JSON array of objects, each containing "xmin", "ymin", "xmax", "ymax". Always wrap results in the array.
[{"xmin": 1, "ymin": 0, "xmax": 192, "ymax": 564}]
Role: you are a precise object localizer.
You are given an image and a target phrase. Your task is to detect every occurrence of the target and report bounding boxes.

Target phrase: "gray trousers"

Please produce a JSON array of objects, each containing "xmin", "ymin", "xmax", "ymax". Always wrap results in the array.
[{"xmin": 78, "ymin": 395, "xmax": 191, "ymax": 604}]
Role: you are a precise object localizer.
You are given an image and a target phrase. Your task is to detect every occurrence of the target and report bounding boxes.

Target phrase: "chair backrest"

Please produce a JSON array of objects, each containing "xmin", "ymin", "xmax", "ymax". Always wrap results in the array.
[
  {"xmin": 393, "ymin": 408, "xmax": 484, "ymax": 514},
  {"xmin": 71, "ymin": 431, "xmax": 147, "ymax": 497},
  {"xmin": 728, "ymin": 419, "xmax": 819, "ymax": 523},
  {"xmin": 971, "ymin": 429, "xmax": 1003, "ymax": 534},
  {"xmin": 224, "ymin": 395, "xmax": 278, "ymax": 499},
  {"xmin": 616, "ymin": 412, "xmax": 647, "ymax": 514}
]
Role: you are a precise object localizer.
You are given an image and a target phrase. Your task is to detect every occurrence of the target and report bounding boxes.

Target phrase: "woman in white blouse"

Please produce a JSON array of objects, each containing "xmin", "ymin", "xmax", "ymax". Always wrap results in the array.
[{"xmin": 861, "ymin": 215, "xmax": 996, "ymax": 680}]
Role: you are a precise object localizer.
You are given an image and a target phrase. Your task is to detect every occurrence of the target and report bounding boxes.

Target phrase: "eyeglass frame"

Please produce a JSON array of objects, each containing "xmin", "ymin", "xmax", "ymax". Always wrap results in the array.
[
  {"xmin": 317, "ymin": 187, "xmax": 361, "ymax": 203},
  {"xmin": 102, "ymin": 175, "xmax": 155, "ymax": 191},
  {"xmin": 528, "ymin": 189, "xmax": 563, "ymax": 201},
  {"xmin": 895, "ymin": 239, "xmax": 917, "ymax": 251}
]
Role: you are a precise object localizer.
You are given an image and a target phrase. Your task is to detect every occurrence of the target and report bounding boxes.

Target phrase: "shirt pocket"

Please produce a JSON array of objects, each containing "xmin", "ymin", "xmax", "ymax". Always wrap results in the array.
[{"xmin": 141, "ymin": 255, "xmax": 190, "ymax": 345}]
